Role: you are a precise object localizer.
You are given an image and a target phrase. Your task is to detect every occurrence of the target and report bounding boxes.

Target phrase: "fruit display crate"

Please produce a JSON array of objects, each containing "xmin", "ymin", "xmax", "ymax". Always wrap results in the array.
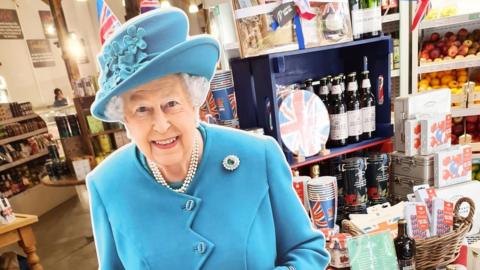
[
  {"xmin": 230, "ymin": 36, "xmax": 394, "ymax": 165},
  {"xmin": 418, "ymin": 57, "xmax": 480, "ymax": 73},
  {"xmin": 420, "ymin": 12, "xmax": 480, "ymax": 30}
]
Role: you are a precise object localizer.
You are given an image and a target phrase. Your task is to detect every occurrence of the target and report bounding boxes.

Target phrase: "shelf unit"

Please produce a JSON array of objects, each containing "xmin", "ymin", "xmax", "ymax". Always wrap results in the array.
[
  {"xmin": 0, "ymin": 151, "xmax": 48, "ymax": 172},
  {"xmin": 418, "ymin": 57, "xmax": 480, "ymax": 74},
  {"xmin": 0, "ymin": 114, "xmax": 39, "ymax": 126},
  {"xmin": 0, "ymin": 128, "xmax": 48, "ymax": 145},
  {"xmin": 231, "ymin": 36, "xmax": 394, "ymax": 165},
  {"xmin": 72, "ymin": 96, "xmax": 127, "ymax": 161},
  {"xmin": 420, "ymin": 12, "xmax": 480, "ymax": 30}
]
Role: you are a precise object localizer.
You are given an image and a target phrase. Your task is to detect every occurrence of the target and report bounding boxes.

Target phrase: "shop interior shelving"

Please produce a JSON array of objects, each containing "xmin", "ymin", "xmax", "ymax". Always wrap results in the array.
[{"xmin": 231, "ymin": 35, "xmax": 394, "ymax": 165}]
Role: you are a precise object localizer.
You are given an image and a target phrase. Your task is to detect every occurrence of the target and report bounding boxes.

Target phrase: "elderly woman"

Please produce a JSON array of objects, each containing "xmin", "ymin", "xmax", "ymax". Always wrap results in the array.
[{"xmin": 87, "ymin": 8, "xmax": 329, "ymax": 270}]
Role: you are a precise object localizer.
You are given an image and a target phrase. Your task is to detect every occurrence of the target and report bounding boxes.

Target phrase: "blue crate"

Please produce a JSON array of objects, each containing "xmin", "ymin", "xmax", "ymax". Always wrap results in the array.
[{"xmin": 230, "ymin": 36, "xmax": 394, "ymax": 162}]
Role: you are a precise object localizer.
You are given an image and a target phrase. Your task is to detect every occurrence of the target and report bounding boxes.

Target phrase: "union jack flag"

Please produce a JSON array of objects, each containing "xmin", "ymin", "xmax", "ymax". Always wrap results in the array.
[
  {"xmin": 96, "ymin": 0, "xmax": 121, "ymax": 44},
  {"xmin": 278, "ymin": 90, "xmax": 329, "ymax": 157},
  {"xmin": 140, "ymin": 0, "xmax": 161, "ymax": 14},
  {"xmin": 310, "ymin": 201, "xmax": 328, "ymax": 228}
]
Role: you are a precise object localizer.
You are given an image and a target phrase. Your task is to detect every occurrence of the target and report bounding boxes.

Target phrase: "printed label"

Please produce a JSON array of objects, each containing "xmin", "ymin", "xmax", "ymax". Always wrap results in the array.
[
  {"xmin": 362, "ymin": 106, "xmax": 376, "ymax": 132},
  {"xmin": 398, "ymin": 260, "xmax": 415, "ymax": 270},
  {"xmin": 330, "ymin": 113, "xmax": 348, "ymax": 140},
  {"xmin": 347, "ymin": 82, "xmax": 358, "ymax": 91},
  {"xmin": 331, "ymin": 85, "xmax": 342, "ymax": 95},
  {"xmin": 362, "ymin": 79, "xmax": 371, "ymax": 89},
  {"xmin": 351, "ymin": 7, "xmax": 381, "ymax": 35},
  {"xmin": 320, "ymin": 85, "xmax": 329, "ymax": 95},
  {"xmin": 348, "ymin": 110, "xmax": 362, "ymax": 136}
]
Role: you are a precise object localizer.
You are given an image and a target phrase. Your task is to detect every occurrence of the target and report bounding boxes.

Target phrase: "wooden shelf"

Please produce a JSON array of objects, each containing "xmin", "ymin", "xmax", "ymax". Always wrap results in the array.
[
  {"xmin": 290, "ymin": 137, "xmax": 391, "ymax": 169},
  {"xmin": 0, "ymin": 114, "xmax": 39, "ymax": 126},
  {"xmin": 420, "ymin": 12, "xmax": 480, "ymax": 29},
  {"xmin": 418, "ymin": 57, "xmax": 480, "ymax": 73},
  {"xmin": 41, "ymin": 175, "xmax": 85, "ymax": 187},
  {"xmin": 0, "ymin": 128, "xmax": 48, "ymax": 145},
  {"xmin": 452, "ymin": 107, "xmax": 480, "ymax": 118},
  {"xmin": 89, "ymin": 128, "xmax": 125, "ymax": 137},
  {"xmin": 0, "ymin": 151, "xmax": 49, "ymax": 172},
  {"xmin": 382, "ymin": 13, "xmax": 400, "ymax": 23}
]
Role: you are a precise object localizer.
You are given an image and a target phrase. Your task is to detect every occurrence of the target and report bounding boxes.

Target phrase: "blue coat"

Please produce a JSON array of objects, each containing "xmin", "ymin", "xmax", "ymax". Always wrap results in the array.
[{"xmin": 86, "ymin": 123, "xmax": 330, "ymax": 270}]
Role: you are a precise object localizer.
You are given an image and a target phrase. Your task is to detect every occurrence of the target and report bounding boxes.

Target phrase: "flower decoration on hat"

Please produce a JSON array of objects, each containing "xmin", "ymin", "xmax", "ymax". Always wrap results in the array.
[{"xmin": 98, "ymin": 25, "xmax": 149, "ymax": 94}]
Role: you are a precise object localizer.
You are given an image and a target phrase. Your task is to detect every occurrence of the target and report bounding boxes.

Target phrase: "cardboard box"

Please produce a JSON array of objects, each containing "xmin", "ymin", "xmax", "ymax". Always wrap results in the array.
[
  {"xmin": 394, "ymin": 89, "xmax": 451, "ymax": 153},
  {"xmin": 434, "ymin": 145, "xmax": 472, "ymax": 188},
  {"xmin": 420, "ymin": 113, "xmax": 451, "ymax": 155}
]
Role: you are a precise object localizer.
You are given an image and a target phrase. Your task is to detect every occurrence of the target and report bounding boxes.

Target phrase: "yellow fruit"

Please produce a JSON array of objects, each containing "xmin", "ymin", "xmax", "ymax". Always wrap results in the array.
[
  {"xmin": 441, "ymin": 75, "xmax": 454, "ymax": 85},
  {"xmin": 448, "ymin": 81, "xmax": 459, "ymax": 88},
  {"xmin": 458, "ymin": 75, "xmax": 468, "ymax": 83},
  {"xmin": 431, "ymin": 78, "xmax": 440, "ymax": 86},
  {"xmin": 430, "ymin": 72, "xmax": 438, "ymax": 78},
  {"xmin": 419, "ymin": 79, "xmax": 430, "ymax": 86},
  {"xmin": 475, "ymin": 85, "xmax": 480, "ymax": 92},
  {"xmin": 457, "ymin": 70, "xmax": 468, "ymax": 77},
  {"xmin": 432, "ymin": 85, "xmax": 441, "ymax": 89}
]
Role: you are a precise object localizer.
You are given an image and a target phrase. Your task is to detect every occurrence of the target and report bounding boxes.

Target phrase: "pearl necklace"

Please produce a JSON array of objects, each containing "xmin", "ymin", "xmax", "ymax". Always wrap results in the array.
[{"xmin": 147, "ymin": 136, "xmax": 199, "ymax": 193}]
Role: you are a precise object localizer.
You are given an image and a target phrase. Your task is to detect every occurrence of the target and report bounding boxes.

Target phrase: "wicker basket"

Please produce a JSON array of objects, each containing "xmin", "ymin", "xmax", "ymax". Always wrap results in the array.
[{"xmin": 342, "ymin": 197, "xmax": 475, "ymax": 270}]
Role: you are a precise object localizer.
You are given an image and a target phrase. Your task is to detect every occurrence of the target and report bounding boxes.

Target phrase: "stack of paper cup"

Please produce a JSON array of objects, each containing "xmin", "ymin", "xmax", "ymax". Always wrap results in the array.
[
  {"xmin": 307, "ymin": 176, "xmax": 338, "ymax": 229},
  {"xmin": 210, "ymin": 71, "xmax": 239, "ymax": 128},
  {"xmin": 293, "ymin": 175, "xmax": 311, "ymax": 211}
]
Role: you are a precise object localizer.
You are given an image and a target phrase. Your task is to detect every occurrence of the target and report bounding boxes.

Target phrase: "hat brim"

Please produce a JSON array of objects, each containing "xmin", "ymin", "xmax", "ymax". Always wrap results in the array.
[{"xmin": 91, "ymin": 36, "xmax": 219, "ymax": 122}]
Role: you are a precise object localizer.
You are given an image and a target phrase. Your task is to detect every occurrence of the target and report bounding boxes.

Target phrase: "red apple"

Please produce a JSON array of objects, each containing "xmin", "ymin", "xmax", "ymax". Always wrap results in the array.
[
  {"xmin": 442, "ymin": 46, "xmax": 449, "ymax": 55},
  {"xmin": 469, "ymin": 47, "xmax": 478, "ymax": 55},
  {"xmin": 466, "ymin": 115, "xmax": 479, "ymax": 123},
  {"xmin": 449, "ymin": 35, "xmax": 458, "ymax": 42},
  {"xmin": 451, "ymin": 134, "xmax": 458, "ymax": 144},
  {"xmin": 445, "ymin": 31, "xmax": 455, "ymax": 39},
  {"xmin": 466, "ymin": 122, "xmax": 476, "ymax": 133},
  {"xmin": 437, "ymin": 41, "xmax": 446, "ymax": 48},
  {"xmin": 448, "ymin": 45, "xmax": 459, "ymax": 57},
  {"xmin": 458, "ymin": 28, "xmax": 469, "ymax": 42},
  {"xmin": 431, "ymin": 32, "xmax": 441, "ymax": 42},
  {"xmin": 430, "ymin": 48, "xmax": 441, "ymax": 59},
  {"xmin": 453, "ymin": 117, "xmax": 464, "ymax": 124},
  {"xmin": 473, "ymin": 29, "xmax": 480, "ymax": 41},
  {"xmin": 473, "ymin": 42, "xmax": 480, "ymax": 49},
  {"xmin": 454, "ymin": 41, "xmax": 462, "ymax": 47},
  {"xmin": 420, "ymin": 50, "xmax": 430, "ymax": 59},
  {"xmin": 453, "ymin": 123, "xmax": 464, "ymax": 135},
  {"xmin": 458, "ymin": 45, "xmax": 469, "ymax": 56}
]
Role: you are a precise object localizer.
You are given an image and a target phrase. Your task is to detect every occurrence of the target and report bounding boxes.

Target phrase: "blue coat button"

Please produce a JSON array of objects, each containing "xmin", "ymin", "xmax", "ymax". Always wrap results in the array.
[
  {"xmin": 184, "ymin": 200, "xmax": 195, "ymax": 211},
  {"xmin": 196, "ymin": 242, "xmax": 206, "ymax": 254}
]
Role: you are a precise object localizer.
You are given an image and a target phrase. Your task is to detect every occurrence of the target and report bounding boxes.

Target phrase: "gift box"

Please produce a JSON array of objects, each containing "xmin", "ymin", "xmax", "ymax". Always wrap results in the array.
[
  {"xmin": 434, "ymin": 145, "xmax": 472, "ymax": 188},
  {"xmin": 404, "ymin": 119, "xmax": 421, "ymax": 156},
  {"xmin": 394, "ymin": 89, "xmax": 451, "ymax": 153},
  {"xmin": 405, "ymin": 202, "xmax": 431, "ymax": 240},
  {"xmin": 232, "ymin": 0, "xmax": 352, "ymax": 58},
  {"xmin": 420, "ymin": 113, "xmax": 451, "ymax": 155},
  {"xmin": 327, "ymin": 233, "xmax": 352, "ymax": 268},
  {"xmin": 430, "ymin": 198, "xmax": 454, "ymax": 237}
]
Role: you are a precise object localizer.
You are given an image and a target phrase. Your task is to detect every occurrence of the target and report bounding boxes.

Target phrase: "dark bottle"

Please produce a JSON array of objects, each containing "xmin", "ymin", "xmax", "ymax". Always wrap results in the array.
[
  {"xmin": 349, "ymin": 0, "xmax": 363, "ymax": 40},
  {"xmin": 394, "ymin": 219, "xmax": 416, "ymax": 270},
  {"xmin": 346, "ymin": 73, "xmax": 362, "ymax": 144},
  {"xmin": 318, "ymin": 77, "xmax": 329, "ymax": 105},
  {"xmin": 361, "ymin": 0, "xmax": 382, "ymax": 39},
  {"xmin": 338, "ymin": 73, "xmax": 346, "ymax": 102},
  {"xmin": 360, "ymin": 70, "xmax": 376, "ymax": 140},
  {"xmin": 328, "ymin": 77, "xmax": 348, "ymax": 147}
]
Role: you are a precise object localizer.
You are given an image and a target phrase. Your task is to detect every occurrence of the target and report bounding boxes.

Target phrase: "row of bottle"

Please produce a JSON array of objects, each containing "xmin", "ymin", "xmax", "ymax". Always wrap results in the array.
[
  {"xmin": 0, "ymin": 135, "xmax": 51, "ymax": 165},
  {"xmin": 0, "ymin": 118, "xmax": 47, "ymax": 139},
  {"xmin": 302, "ymin": 69, "xmax": 376, "ymax": 148},
  {"xmin": 0, "ymin": 162, "xmax": 45, "ymax": 198},
  {"xmin": 9, "ymin": 102, "xmax": 33, "ymax": 118},
  {"xmin": 348, "ymin": 0, "xmax": 399, "ymax": 41}
]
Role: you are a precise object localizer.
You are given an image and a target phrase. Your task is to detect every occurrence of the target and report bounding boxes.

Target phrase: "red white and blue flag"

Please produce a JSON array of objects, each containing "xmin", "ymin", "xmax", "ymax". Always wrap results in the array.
[
  {"xmin": 310, "ymin": 201, "xmax": 328, "ymax": 228},
  {"xmin": 96, "ymin": 0, "xmax": 121, "ymax": 44},
  {"xmin": 278, "ymin": 90, "xmax": 329, "ymax": 157},
  {"xmin": 140, "ymin": 0, "xmax": 161, "ymax": 14}
]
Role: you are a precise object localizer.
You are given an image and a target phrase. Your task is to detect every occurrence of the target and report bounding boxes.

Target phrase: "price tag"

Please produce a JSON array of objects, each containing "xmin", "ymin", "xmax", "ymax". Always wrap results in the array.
[
  {"xmin": 469, "ymin": 13, "xmax": 480, "ymax": 20},
  {"xmin": 272, "ymin": 3, "xmax": 296, "ymax": 27}
]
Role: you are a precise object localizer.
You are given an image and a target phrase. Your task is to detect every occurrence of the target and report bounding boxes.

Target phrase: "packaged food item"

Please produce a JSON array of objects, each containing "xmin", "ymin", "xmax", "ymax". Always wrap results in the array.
[
  {"xmin": 430, "ymin": 198, "xmax": 454, "ymax": 236},
  {"xmin": 414, "ymin": 186, "xmax": 437, "ymax": 217},
  {"xmin": 328, "ymin": 233, "xmax": 352, "ymax": 268},
  {"xmin": 404, "ymin": 119, "xmax": 421, "ymax": 156},
  {"xmin": 420, "ymin": 113, "xmax": 451, "ymax": 155},
  {"xmin": 394, "ymin": 89, "xmax": 451, "ymax": 153},
  {"xmin": 434, "ymin": 145, "xmax": 472, "ymax": 188},
  {"xmin": 404, "ymin": 202, "xmax": 431, "ymax": 240}
]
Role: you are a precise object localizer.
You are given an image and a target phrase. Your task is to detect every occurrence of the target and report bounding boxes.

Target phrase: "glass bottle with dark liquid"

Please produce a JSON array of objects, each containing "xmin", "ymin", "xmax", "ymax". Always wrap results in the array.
[
  {"xmin": 394, "ymin": 219, "xmax": 416, "ymax": 270},
  {"xmin": 318, "ymin": 77, "xmax": 329, "ymax": 105},
  {"xmin": 360, "ymin": 70, "xmax": 376, "ymax": 140},
  {"xmin": 346, "ymin": 72, "xmax": 362, "ymax": 144},
  {"xmin": 328, "ymin": 77, "xmax": 348, "ymax": 147}
]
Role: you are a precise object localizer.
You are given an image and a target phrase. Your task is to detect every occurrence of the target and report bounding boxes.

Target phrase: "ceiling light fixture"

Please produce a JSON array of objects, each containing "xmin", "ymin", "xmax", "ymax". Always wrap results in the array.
[
  {"xmin": 188, "ymin": 3, "xmax": 199, "ymax": 13},
  {"xmin": 160, "ymin": 0, "xmax": 171, "ymax": 8}
]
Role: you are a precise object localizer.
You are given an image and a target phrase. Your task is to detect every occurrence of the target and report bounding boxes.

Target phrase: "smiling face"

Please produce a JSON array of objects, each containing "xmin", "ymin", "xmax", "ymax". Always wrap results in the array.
[{"xmin": 122, "ymin": 74, "xmax": 198, "ymax": 169}]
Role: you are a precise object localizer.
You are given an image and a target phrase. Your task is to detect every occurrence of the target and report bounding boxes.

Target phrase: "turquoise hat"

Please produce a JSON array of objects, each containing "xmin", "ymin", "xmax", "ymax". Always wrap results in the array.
[{"xmin": 91, "ymin": 7, "xmax": 220, "ymax": 121}]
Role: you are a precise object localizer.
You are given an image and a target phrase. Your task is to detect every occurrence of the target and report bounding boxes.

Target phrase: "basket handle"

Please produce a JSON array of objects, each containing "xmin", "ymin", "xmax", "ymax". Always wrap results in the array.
[{"xmin": 454, "ymin": 197, "xmax": 475, "ymax": 224}]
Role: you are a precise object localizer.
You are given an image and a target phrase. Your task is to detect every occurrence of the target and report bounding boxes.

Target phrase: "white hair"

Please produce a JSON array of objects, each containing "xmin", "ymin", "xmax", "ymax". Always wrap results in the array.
[{"xmin": 104, "ymin": 73, "xmax": 210, "ymax": 125}]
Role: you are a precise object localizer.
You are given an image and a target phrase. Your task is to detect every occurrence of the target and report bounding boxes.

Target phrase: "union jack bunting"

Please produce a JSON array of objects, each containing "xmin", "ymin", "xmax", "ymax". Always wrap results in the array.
[
  {"xmin": 139, "ymin": 0, "xmax": 161, "ymax": 14},
  {"xmin": 96, "ymin": 0, "xmax": 122, "ymax": 44}
]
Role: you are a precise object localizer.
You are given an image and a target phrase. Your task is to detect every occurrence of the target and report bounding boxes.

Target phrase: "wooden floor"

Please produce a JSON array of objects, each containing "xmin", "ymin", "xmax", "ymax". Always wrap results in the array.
[{"xmin": 0, "ymin": 197, "xmax": 97, "ymax": 270}]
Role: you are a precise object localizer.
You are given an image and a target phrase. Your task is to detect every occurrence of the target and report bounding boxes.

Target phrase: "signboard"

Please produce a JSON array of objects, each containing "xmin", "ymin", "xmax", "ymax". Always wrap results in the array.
[
  {"xmin": 38, "ymin": 10, "xmax": 57, "ymax": 39},
  {"xmin": 26, "ymin": 39, "xmax": 55, "ymax": 68},
  {"xmin": 0, "ymin": 9, "xmax": 23, "ymax": 39}
]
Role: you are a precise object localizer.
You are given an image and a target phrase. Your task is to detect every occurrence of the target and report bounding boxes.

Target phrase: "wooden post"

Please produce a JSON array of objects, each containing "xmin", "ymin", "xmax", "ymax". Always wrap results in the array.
[
  {"xmin": 48, "ymin": 0, "xmax": 81, "ymax": 87},
  {"xmin": 125, "ymin": 0, "xmax": 140, "ymax": 21}
]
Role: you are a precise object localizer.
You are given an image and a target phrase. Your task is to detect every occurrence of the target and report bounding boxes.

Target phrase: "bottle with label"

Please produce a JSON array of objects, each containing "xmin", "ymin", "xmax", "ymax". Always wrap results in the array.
[
  {"xmin": 349, "ymin": 0, "xmax": 363, "ymax": 40},
  {"xmin": 339, "ymin": 73, "xmax": 346, "ymax": 102},
  {"xmin": 362, "ymin": 0, "xmax": 382, "ymax": 39},
  {"xmin": 317, "ymin": 77, "xmax": 329, "ymax": 106},
  {"xmin": 303, "ymin": 78, "xmax": 314, "ymax": 92},
  {"xmin": 346, "ymin": 73, "xmax": 362, "ymax": 144},
  {"xmin": 361, "ymin": 70, "xmax": 376, "ymax": 140},
  {"xmin": 394, "ymin": 219, "xmax": 416, "ymax": 270},
  {"xmin": 328, "ymin": 77, "xmax": 348, "ymax": 147}
]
